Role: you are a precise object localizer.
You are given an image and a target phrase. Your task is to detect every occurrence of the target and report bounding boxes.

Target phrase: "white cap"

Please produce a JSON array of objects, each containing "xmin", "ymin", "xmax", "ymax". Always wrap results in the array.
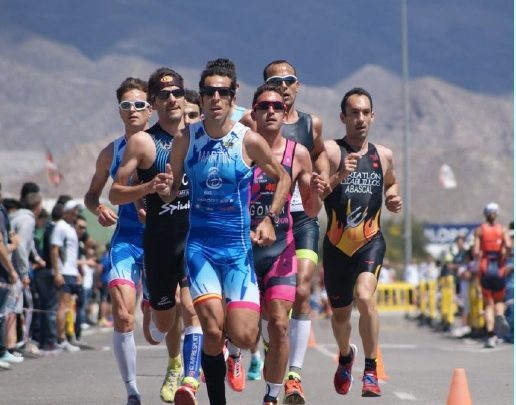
[
  {"xmin": 484, "ymin": 202, "xmax": 499, "ymax": 215},
  {"xmin": 63, "ymin": 200, "xmax": 81, "ymax": 212}
]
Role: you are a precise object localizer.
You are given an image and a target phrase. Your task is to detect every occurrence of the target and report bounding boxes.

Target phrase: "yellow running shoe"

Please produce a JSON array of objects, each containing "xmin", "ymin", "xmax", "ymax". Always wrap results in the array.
[{"xmin": 160, "ymin": 365, "xmax": 183, "ymax": 403}]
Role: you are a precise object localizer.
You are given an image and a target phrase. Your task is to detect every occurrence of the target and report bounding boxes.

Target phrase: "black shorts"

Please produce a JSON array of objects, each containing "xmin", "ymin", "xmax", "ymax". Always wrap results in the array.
[
  {"xmin": 291, "ymin": 211, "xmax": 320, "ymax": 263},
  {"xmin": 143, "ymin": 225, "xmax": 185, "ymax": 311},
  {"xmin": 323, "ymin": 233, "xmax": 386, "ymax": 308}
]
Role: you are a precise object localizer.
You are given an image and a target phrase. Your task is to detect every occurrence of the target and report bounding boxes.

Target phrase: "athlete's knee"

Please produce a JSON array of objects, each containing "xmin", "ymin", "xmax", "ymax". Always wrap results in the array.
[
  {"xmin": 181, "ymin": 301, "xmax": 198, "ymax": 327},
  {"xmin": 228, "ymin": 327, "xmax": 258, "ymax": 349},
  {"xmin": 355, "ymin": 294, "xmax": 376, "ymax": 315},
  {"xmin": 267, "ymin": 313, "xmax": 289, "ymax": 342},
  {"xmin": 153, "ymin": 307, "xmax": 176, "ymax": 333},
  {"xmin": 332, "ymin": 306, "xmax": 352, "ymax": 323},
  {"xmin": 295, "ymin": 281, "xmax": 312, "ymax": 305},
  {"xmin": 113, "ymin": 308, "xmax": 135, "ymax": 332}
]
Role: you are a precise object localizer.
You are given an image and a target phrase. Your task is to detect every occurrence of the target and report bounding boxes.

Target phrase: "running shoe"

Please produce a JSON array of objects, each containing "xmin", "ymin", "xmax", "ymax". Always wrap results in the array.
[
  {"xmin": 0, "ymin": 359, "xmax": 11, "ymax": 369},
  {"xmin": 283, "ymin": 372, "xmax": 305, "ymax": 404},
  {"xmin": 263, "ymin": 394, "xmax": 278, "ymax": 404},
  {"xmin": 227, "ymin": 354, "xmax": 246, "ymax": 391},
  {"xmin": 485, "ymin": 335, "xmax": 497, "ymax": 348},
  {"xmin": 495, "ymin": 315, "xmax": 510, "ymax": 337},
  {"xmin": 248, "ymin": 357, "xmax": 264, "ymax": 380},
  {"xmin": 56, "ymin": 340, "xmax": 80, "ymax": 353},
  {"xmin": 126, "ymin": 394, "xmax": 141, "ymax": 405},
  {"xmin": 0, "ymin": 350, "xmax": 24, "ymax": 364},
  {"xmin": 174, "ymin": 377, "xmax": 199, "ymax": 405},
  {"xmin": 361, "ymin": 370, "xmax": 381, "ymax": 397},
  {"xmin": 160, "ymin": 365, "xmax": 183, "ymax": 403},
  {"xmin": 334, "ymin": 343, "xmax": 357, "ymax": 395}
]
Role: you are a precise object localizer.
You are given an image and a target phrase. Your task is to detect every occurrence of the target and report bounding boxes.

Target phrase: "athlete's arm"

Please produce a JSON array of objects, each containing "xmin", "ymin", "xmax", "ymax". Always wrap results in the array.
[
  {"xmin": 109, "ymin": 132, "xmax": 157, "ymax": 205},
  {"xmin": 379, "ymin": 145, "xmax": 403, "ymax": 214},
  {"xmin": 473, "ymin": 227, "xmax": 482, "ymax": 258},
  {"xmin": 311, "ymin": 115, "xmax": 331, "ymax": 191},
  {"xmin": 0, "ymin": 237, "xmax": 18, "ymax": 284},
  {"xmin": 84, "ymin": 143, "xmax": 118, "ymax": 227},
  {"xmin": 295, "ymin": 144, "xmax": 323, "ymax": 217},
  {"xmin": 324, "ymin": 139, "xmax": 360, "ymax": 197},
  {"xmin": 245, "ymin": 130, "xmax": 291, "ymax": 246},
  {"xmin": 160, "ymin": 128, "xmax": 190, "ymax": 203}
]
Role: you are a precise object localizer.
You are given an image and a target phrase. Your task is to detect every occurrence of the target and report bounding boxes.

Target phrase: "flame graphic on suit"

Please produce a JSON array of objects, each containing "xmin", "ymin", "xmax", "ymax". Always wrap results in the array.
[{"xmin": 327, "ymin": 200, "xmax": 381, "ymax": 256}]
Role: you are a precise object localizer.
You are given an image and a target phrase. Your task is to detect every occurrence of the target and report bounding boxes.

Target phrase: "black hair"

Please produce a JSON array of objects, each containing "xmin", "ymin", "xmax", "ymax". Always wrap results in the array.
[
  {"xmin": 205, "ymin": 58, "xmax": 236, "ymax": 74},
  {"xmin": 262, "ymin": 60, "xmax": 297, "ymax": 82},
  {"xmin": 341, "ymin": 87, "xmax": 373, "ymax": 115},
  {"xmin": 252, "ymin": 84, "xmax": 284, "ymax": 106},
  {"xmin": 147, "ymin": 67, "xmax": 184, "ymax": 102},
  {"xmin": 184, "ymin": 89, "xmax": 201, "ymax": 109},
  {"xmin": 199, "ymin": 66, "xmax": 237, "ymax": 93}
]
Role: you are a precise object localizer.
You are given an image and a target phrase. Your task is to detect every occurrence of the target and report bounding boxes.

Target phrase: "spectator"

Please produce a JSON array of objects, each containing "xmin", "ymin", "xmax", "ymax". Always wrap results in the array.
[{"xmin": 378, "ymin": 259, "xmax": 396, "ymax": 284}]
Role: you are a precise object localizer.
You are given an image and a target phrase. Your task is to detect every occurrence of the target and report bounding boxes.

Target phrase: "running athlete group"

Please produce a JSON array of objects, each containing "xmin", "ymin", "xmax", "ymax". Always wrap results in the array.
[{"xmin": 84, "ymin": 58, "xmax": 403, "ymax": 405}]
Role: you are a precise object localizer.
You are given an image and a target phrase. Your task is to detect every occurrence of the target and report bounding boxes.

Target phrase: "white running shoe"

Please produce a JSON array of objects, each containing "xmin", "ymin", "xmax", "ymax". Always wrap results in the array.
[
  {"xmin": 57, "ymin": 340, "xmax": 80, "ymax": 352},
  {"xmin": 0, "ymin": 351, "xmax": 24, "ymax": 364}
]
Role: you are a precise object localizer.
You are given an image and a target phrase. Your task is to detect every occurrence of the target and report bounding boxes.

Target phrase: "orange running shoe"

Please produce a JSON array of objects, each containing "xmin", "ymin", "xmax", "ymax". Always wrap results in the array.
[
  {"xmin": 226, "ymin": 354, "xmax": 246, "ymax": 392},
  {"xmin": 361, "ymin": 369, "xmax": 381, "ymax": 397},
  {"xmin": 283, "ymin": 372, "xmax": 305, "ymax": 404}
]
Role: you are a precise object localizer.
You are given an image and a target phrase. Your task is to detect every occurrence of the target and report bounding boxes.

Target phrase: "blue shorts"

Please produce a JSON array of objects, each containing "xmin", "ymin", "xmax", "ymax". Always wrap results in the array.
[
  {"xmin": 60, "ymin": 275, "xmax": 82, "ymax": 295},
  {"xmin": 186, "ymin": 237, "xmax": 260, "ymax": 312},
  {"xmin": 108, "ymin": 240, "xmax": 144, "ymax": 290}
]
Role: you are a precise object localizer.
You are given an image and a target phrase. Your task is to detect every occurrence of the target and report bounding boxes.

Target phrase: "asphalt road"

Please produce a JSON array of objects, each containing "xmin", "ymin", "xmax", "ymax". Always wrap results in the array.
[{"xmin": 0, "ymin": 313, "xmax": 512, "ymax": 405}]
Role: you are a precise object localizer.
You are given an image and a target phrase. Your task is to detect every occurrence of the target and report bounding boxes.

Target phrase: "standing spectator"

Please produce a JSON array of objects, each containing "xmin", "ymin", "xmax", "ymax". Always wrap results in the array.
[
  {"xmin": 0, "ymin": 183, "xmax": 21, "ymax": 367},
  {"xmin": 378, "ymin": 259, "xmax": 396, "ymax": 284},
  {"xmin": 51, "ymin": 200, "xmax": 82, "ymax": 352},
  {"xmin": 97, "ymin": 243, "xmax": 112, "ymax": 327}
]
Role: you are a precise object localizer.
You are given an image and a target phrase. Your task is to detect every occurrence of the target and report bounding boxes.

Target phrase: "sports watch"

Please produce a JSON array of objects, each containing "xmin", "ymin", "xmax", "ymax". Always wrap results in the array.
[{"xmin": 266, "ymin": 211, "xmax": 280, "ymax": 227}]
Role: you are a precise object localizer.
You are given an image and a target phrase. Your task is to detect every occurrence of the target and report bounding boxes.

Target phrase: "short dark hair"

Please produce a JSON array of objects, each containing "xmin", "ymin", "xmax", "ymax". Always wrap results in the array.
[
  {"xmin": 20, "ymin": 182, "xmax": 40, "ymax": 201},
  {"xmin": 199, "ymin": 65, "xmax": 237, "ymax": 94},
  {"xmin": 341, "ymin": 87, "xmax": 373, "ymax": 114},
  {"xmin": 57, "ymin": 195, "xmax": 72, "ymax": 205},
  {"xmin": 206, "ymin": 58, "xmax": 236, "ymax": 74},
  {"xmin": 116, "ymin": 77, "xmax": 148, "ymax": 103},
  {"xmin": 23, "ymin": 192, "xmax": 42, "ymax": 212},
  {"xmin": 252, "ymin": 84, "xmax": 284, "ymax": 106},
  {"xmin": 184, "ymin": 89, "xmax": 201, "ymax": 109},
  {"xmin": 3, "ymin": 198, "xmax": 20, "ymax": 212},
  {"xmin": 262, "ymin": 60, "xmax": 297, "ymax": 82},
  {"xmin": 148, "ymin": 67, "xmax": 184, "ymax": 102}
]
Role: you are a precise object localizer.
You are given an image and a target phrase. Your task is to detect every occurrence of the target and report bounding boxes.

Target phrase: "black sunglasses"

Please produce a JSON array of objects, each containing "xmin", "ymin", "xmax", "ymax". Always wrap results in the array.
[
  {"xmin": 156, "ymin": 88, "xmax": 185, "ymax": 100},
  {"xmin": 200, "ymin": 86, "xmax": 235, "ymax": 98},
  {"xmin": 253, "ymin": 101, "xmax": 285, "ymax": 111}
]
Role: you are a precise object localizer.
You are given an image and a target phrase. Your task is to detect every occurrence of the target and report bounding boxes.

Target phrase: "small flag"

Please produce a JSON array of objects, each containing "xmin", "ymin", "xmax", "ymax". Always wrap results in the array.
[
  {"xmin": 439, "ymin": 164, "xmax": 457, "ymax": 189},
  {"xmin": 46, "ymin": 150, "xmax": 63, "ymax": 186}
]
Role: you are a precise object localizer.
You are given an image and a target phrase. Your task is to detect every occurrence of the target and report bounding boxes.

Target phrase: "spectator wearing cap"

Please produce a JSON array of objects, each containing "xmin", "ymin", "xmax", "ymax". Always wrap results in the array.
[
  {"xmin": 473, "ymin": 202, "xmax": 512, "ymax": 348},
  {"xmin": 50, "ymin": 200, "xmax": 82, "ymax": 352}
]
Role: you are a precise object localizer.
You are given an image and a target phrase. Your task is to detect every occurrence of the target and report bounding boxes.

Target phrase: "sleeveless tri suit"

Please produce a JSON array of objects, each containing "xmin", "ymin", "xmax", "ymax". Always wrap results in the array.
[
  {"xmin": 323, "ymin": 139, "xmax": 386, "ymax": 308},
  {"xmin": 250, "ymin": 139, "xmax": 297, "ymax": 303},
  {"xmin": 184, "ymin": 121, "xmax": 260, "ymax": 312}
]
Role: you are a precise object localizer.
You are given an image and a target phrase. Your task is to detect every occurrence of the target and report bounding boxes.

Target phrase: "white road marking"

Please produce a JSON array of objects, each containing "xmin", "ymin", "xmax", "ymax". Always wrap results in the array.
[{"xmin": 394, "ymin": 392, "xmax": 417, "ymax": 401}]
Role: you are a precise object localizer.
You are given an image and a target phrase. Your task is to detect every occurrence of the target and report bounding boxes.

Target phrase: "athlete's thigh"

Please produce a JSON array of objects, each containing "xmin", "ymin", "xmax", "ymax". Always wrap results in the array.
[
  {"xmin": 185, "ymin": 239, "xmax": 223, "ymax": 305},
  {"xmin": 259, "ymin": 241, "xmax": 297, "ymax": 304},
  {"xmin": 109, "ymin": 240, "xmax": 144, "ymax": 289},
  {"xmin": 323, "ymin": 239, "xmax": 357, "ymax": 308},
  {"xmin": 292, "ymin": 212, "xmax": 320, "ymax": 265}
]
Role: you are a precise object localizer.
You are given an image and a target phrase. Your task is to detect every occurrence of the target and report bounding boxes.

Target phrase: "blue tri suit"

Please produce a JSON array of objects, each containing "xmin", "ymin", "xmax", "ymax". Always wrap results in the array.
[
  {"xmin": 107, "ymin": 135, "xmax": 145, "ymax": 290},
  {"xmin": 184, "ymin": 120, "xmax": 260, "ymax": 312}
]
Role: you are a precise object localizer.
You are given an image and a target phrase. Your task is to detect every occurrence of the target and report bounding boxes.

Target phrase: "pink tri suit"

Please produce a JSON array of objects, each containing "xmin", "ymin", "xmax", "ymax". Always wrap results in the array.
[{"xmin": 250, "ymin": 138, "xmax": 297, "ymax": 304}]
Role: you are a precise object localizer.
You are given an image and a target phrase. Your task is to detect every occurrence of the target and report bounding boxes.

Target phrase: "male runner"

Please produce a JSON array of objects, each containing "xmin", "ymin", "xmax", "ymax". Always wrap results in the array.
[
  {"xmin": 160, "ymin": 63, "xmax": 291, "ymax": 405},
  {"xmin": 249, "ymin": 84, "xmax": 324, "ymax": 405},
  {"xmin": 84, "ymin": 77, "xmax": 151, "ymax": 405},
  {"xmin": 184, "ymin": 89, "xmax": 202, "ymax": 126},
  {"xmin": 242, "ymin": 59, "xmax": 330, "ymax": 403},
  {"xmin": 473, "ymin": 202, "xmax": 512, "ymax": 348},
  {"xmin": 323, "ymin": 87, "xmax": 402, "ymax": 397},
  {"xmin": 109, "ymin": 68, "xmax": 203, "ymax": 405}
]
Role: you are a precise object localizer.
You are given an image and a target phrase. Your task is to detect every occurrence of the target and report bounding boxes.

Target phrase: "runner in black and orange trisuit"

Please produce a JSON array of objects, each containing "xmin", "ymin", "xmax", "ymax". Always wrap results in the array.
[{"xmin": 323, "ymin": 87, "xmax": 402, "ymax": 398}]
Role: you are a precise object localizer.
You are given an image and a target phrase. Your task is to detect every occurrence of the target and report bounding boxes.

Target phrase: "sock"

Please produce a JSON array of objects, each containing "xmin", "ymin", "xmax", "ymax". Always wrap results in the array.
[
  {"xmin": 201, "ymin": 351, "xmax": 226, "ymax": 405},
  {"xmin": 339, "ymin": 347, "xmax": 354, "ymax": 365},
  {"xmin": 487, "ymin": 330, "xmax": 496, "ymax": 337},
  {"xmin": 261, "ymin": 319, "xmax": 269, "ymax": 343},
  {"xmin": 265, "ymin": 381, "xmax": 283, "ymax": 400},
  {"xmin": 113, "ymin": 330, "xmax": 139, "ymax": 398},
  {"xmin": 251, "ymin": 349, "xmax": 261, "ymax": 361},
  {"xmin": 149, "ymin": 314, "xmax": 165, "ymax": 343},
  {"xmin": 168, "ymin": 354, "xmax": 182, "ymax": 370},
  {"xmin": 226, "ymin": 340, "xmax": 241, "ymax": 358},
  {"xmin": 365, "ymin": 358, "xmax": 377, "ymax": 372},
  {"xmin": 288, "ymin": 317, "xmax": 311, "ymax": 372},
  {"xmin": 183, "ymin": 326, "xmax": 203, "ymax": 380}
]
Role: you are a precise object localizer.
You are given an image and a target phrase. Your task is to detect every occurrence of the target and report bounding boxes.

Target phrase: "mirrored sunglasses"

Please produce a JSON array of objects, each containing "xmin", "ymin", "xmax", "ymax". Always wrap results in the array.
[
  {"xmin": 119, "ymin": 100, "xmax": 150, "ymax": 111},
  {"xmin": 265, "ymin": 75, "xmax": 298, "ymax": 86}
]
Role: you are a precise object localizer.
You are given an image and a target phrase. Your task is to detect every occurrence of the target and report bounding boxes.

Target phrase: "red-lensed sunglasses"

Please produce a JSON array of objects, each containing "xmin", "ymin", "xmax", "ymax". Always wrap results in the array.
[{"xmin": 253, "ymin": 101, "xmax": 286, "ymax": 111}]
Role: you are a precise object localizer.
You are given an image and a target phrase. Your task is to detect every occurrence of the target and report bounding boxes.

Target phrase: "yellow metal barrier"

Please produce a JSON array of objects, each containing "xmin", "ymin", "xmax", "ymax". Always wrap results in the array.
[
  {"xmin": 439, "ymin": 275, "xmax": 456, "ymax": 327},
  {"xmin": 376, "ymin": 282, "xmax": 417, "ymax": 312},
  {"xmin": 417, "ymin": 280, "xmax": 438, "ymax": 320},
  {"xmin": 468, "ymin": 278, "xmax": 485, "ymax": 330}
]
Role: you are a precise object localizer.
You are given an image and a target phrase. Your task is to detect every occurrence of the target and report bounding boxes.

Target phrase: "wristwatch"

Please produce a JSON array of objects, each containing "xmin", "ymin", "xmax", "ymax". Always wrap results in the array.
[{"xmin": 266, "ymin": 211, "xmax": 280, "ymax": 227}]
